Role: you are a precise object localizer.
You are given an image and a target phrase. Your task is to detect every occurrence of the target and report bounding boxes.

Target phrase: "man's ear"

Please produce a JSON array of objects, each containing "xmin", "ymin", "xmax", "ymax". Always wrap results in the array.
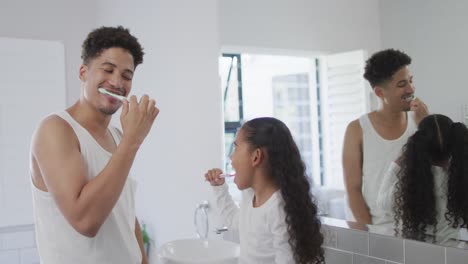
[
  {"xmin": 374, "ymin": 86, "xmax": 384, "ymax": 99},
  {"xmin": 79, "ymin": 64, "xmax": 88, "ymax": 81},
  {"xmin": 251, "ymin": 148, "xmax": 264, "ymax": 167}
]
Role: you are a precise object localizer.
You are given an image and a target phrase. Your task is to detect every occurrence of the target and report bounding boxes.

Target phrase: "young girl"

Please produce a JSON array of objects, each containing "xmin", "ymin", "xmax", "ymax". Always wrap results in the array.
[
  {"xmin": 205, "ymin": 117, "xmax": 324, "ymax": 264},
  {"xmin": 377, "ymin": 114, "xmax": 468, "ymax": 242}
]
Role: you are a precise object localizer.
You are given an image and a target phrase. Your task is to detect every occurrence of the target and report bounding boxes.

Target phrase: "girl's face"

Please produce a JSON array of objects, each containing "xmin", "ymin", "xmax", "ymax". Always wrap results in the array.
[{"xmin": 230, "ymin": 129, "xmax": 255, "ymax": 190}]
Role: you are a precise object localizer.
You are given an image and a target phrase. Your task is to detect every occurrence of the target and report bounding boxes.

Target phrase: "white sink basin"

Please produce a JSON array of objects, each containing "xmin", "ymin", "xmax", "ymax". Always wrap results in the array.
[{"xmin": 157, "ymin": 239, "xmax": 240, "ymax": 264}]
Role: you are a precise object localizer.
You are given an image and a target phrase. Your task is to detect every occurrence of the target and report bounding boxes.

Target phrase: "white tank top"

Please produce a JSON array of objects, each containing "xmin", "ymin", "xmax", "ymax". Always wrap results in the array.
[
  {"xmin": 360, "ymin": 112, "xmax": 417, "ymax": 225},
  {"xmin": 31, "ymin": 111, "xmax": 142, "ymax": 264}
]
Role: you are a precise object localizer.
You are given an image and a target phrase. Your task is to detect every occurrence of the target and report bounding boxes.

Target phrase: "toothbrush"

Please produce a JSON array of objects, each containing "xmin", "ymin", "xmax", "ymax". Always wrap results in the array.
[
  {"xmin": 98, "ymin": 88, "xmax": 127, "ymax": 101},
  {"xmin": 220, "ymin": 173, "xmax": 236, "ymax": 178},
  {"xmin": 204, "ymin": 173, "xmax": 235, "ymax": 182}
]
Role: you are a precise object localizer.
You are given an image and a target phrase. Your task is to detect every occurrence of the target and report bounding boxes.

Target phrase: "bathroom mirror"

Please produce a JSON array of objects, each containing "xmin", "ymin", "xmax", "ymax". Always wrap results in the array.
[
  {"xmin": 330, "ymin": 0, "xmax": 468, "ymax": 249},
  {"xmin": 218, "ymin": 0, "xmax": 468, "ymax": 250}
]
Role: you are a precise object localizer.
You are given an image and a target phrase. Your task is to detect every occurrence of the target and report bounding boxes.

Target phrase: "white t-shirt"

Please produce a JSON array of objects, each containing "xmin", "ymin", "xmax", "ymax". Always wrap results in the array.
[
  {"xmin": 212, "ymin": 184, "xmax": 294, "ymax": 264},
  {"xmin": 31, "ymin": 111, "xmax": 142, "ymax": 264},
  {"xmin": 377, "ymin": 162, "xmax": 459, "ymax": 243}
]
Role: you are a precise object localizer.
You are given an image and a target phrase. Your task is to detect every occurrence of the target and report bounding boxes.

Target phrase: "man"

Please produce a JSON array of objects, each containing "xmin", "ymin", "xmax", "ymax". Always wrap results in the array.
[
  {"xmin": 342, "ymin": 49, "xmax": 428, "ymax": 225},
  {"xmin": 30, "ymin": 26, "xmax": 158, "ymax": 263}
]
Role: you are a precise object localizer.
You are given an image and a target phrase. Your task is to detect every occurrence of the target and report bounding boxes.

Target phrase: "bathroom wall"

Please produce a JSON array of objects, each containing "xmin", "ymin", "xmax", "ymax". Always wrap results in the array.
[
  {"xmin": 380, "ymin": 0, "xmax": 468, "ymax": 122},
  {"xmin": 219, "ymin": 0, "xmax": 382, "ymax": 55},
  {"xmin": 0, "ymin": 0, "xmax": 97, "ymax": 105}
]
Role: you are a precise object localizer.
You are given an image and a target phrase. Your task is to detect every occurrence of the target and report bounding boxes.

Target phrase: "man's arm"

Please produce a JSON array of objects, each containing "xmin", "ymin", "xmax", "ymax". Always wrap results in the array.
[
  {"xmin": 135, "ymin": 218, "xmax": 148, "ymax": 264},
  {"xmin": 32, "ymin": 116, "xmax": 140, "ymax": 237},
  {"xmin": 31, "ymin": 96, "xmax": 158, "ymax": 237},
  {"xmin": 342, "ymin": 120, "xmax": 372, "ymax": 224}
]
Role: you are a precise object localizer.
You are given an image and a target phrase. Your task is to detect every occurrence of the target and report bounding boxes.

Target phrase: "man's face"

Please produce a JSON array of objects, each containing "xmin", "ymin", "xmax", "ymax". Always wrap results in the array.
[
  {"xmin": 377, "ymin": 66, "xmax": 415, "ymax": 112},
  {"xmin": 79, "ymin": 47, "xmax": 135, "ymax": 115}
]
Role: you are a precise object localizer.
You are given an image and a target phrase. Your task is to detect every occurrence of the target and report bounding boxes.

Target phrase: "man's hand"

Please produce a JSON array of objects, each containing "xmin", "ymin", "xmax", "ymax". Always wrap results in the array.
[
  {"xmin": 120, "ymin": 95, "xmax": 159, "ymax": 148},
  {"xmin": 410, "ymin": 97, "xmax": 428, "ymax": 125}
]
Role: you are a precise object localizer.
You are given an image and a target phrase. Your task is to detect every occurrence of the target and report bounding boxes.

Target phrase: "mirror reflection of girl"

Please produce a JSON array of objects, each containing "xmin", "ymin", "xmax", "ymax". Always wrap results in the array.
[
  {"xmin": 377, "ymin": 114, "xmax": 468, "ymax": 243},
  {"xmin": 205, "ymin": 117, "xmax": 324, "ymax": 264}
]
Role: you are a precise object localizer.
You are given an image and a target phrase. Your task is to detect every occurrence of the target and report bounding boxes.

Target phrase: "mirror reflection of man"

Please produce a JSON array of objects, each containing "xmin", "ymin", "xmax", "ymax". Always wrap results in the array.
[{"xmin": 342, "ymin": 49, "xmax": 428, "ymax": 225}]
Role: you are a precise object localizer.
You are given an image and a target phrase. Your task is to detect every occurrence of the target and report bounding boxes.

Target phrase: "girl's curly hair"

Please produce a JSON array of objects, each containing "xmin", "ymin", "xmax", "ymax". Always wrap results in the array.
[
  {"xmin": 393, "ymin": 114, "xmax": 468, "ymax": 241},
  {"xmin": 242, "ymin": 117, "xmax": 324, "ymax": 263}
]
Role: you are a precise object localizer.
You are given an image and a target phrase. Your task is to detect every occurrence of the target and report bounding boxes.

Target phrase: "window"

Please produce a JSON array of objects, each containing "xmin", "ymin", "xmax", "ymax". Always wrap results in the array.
[
  {"xmin": 220, "ymin": 50, "xmax": 370, "ymax": 191},
  {"xmin": 219, "ymin": 54, "xmax": 243, "ymax": 200}
]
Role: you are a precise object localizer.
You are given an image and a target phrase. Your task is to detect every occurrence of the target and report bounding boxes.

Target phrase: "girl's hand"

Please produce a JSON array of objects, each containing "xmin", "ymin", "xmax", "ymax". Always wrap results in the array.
[{"xmin": 204, "ymin": 168, "xmax": 225, "ymax": 186}]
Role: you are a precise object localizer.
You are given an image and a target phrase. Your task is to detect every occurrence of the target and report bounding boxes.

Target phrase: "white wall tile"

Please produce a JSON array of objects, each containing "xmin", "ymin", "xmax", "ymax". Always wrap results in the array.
[
  {"xmin": 323, "ymin": 225, "xmax": 337, "ymax": 248},
  {"xmin": 325, "ymin": 248, "xmax": 353, "ymax": 264},
  {"xmin": 0, "ymin": 250, "xmax": 20, "ymax": 264},
  {"xmin": 446, "ymin": 246, "xmax": 468, "ymax": 264},
  {"xmin": 20, "ymin": 248, "xmax": 40, "ymax": 264},
  {"xmin": 336, "ymin": 227, "xmax": 369, "ymax": 255},
  {"xmin": 369, "ymin": 233, "xmax": 404, "ymax": 263},
  {"xmin": 404, "ymin": 240, "xmax": 445, "ymax": 264},
  {"xmin": 1, "ymin": 231, "xmax": 35, "ymax": 250},
  {"xmin": 354, "ymin": 253, "xmax": 385, "ymax": 264}
]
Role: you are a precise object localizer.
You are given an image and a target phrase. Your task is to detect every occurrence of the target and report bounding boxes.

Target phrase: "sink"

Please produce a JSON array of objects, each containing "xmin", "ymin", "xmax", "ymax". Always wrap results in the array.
[{"xmin": 157, "ymin": 239, "xmax": 240, "ymax": 264}]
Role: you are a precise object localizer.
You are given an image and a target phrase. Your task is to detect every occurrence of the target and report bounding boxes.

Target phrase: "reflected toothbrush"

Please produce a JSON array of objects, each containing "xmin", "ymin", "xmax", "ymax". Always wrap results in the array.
[{"xmin": 98, "ymin": 88, "xmax": 127, "ymax": 101}]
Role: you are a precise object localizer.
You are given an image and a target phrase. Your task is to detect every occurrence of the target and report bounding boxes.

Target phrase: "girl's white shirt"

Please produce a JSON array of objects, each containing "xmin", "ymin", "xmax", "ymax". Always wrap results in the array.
[{"xmin": 212, "ymin": 184, "xmax": 294, "ymax": 264}]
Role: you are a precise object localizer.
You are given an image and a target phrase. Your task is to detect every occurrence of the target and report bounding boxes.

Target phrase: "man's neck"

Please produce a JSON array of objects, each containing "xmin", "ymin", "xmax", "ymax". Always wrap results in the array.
[
  {"xmin": 67, "ymin": 100, "xmax": 112, "ymax": 136},
  {"xmin": 368, "ymin": 106, "xmax": 410, "ymax": 140},
  {"xmin": 375, "ymin": 107, "xmax": 407, "ymax": 125}
]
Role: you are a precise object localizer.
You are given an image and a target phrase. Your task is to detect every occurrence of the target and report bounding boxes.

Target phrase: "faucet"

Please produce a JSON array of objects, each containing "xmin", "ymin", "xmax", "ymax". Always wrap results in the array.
[
  {"xmin": 194, "ymin": 201, "xmax": 230, "ymax": 238},
  {"xmin": 215, "ymin": 226, "xmax": 228, "ymax": 234},
  {"xmin": 194, "ymin": 200, "xmax": 209, "ymax": 239}
]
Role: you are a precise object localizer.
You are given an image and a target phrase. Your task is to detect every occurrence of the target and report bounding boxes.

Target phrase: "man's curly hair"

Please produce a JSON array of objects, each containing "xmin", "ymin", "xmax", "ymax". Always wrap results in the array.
[
  {"xmin": 81, "ymin": 26, "xmax": 144, "ymax": 67},
  {"xmin": 364, "ymin": 49, "xmax": 411, "ymax": 88}
]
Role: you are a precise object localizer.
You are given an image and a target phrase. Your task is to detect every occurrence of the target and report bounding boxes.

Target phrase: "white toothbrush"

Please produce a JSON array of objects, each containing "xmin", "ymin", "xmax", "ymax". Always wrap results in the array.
[
  {"xmin": 220, "ymin": 173, "xmax": 236, "ymax": 178},
  {"xmin": 98, "ymin": 88, "xmax": 127, "ymax": 101}
]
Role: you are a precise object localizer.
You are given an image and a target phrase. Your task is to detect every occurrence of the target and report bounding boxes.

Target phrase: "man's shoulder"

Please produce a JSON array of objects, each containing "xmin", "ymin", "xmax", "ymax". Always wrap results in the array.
[
  {"xmin": 346, "ymin": 117, "xmax": 363, "ymax": 133},
  {"xmin": 38, "ymin": 113, "xmax": 70, "ymax": 131},
  {"xmin": 34, "ymin": 113, "xmax": 76, "ymax": 143},
  {"xmin": 31, "ymin": 112, "xmax": 80, "ymax": 159},
  {"xmin": 344, "ymin": 115, "xmax": 368, "ymax": 145}
]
